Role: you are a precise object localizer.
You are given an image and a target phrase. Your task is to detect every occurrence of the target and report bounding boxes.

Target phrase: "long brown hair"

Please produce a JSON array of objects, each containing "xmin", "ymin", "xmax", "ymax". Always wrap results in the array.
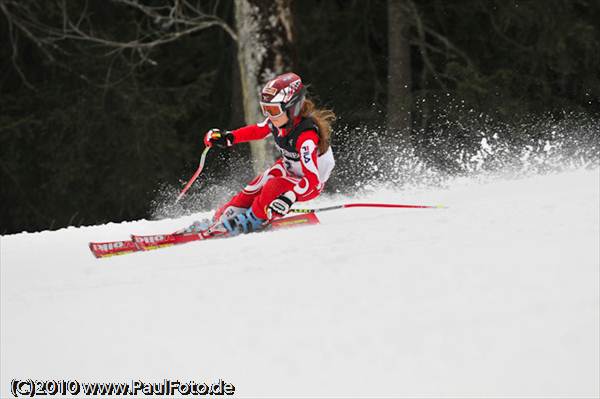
[{"xmin": 300, "ymin": 98, "xmax": 336, "ymax": 154}]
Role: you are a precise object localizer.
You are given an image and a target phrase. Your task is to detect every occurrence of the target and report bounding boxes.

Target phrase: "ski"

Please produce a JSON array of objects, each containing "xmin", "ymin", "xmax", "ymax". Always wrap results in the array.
[
  {"xmin": 89, "ymin": 213, "xmax": 320, "ymax": 259},
  {"xmin": 131, "ymin": 230, "xmax": 212, "ymax": 251},
  {"xmin": 88, "ymin": 239, "xmax": 139, "ymax": 258}
]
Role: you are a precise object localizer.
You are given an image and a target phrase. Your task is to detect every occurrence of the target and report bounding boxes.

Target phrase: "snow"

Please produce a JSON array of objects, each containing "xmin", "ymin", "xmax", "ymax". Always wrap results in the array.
[{"xmin": 1, "ymin": 169, "xmax": 599, "ymax": 398}]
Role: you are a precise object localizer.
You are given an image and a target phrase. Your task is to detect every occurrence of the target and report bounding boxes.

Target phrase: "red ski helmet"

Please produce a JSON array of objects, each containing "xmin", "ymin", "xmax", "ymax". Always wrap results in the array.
[{"xmin": 260, "ymin": 72, "xmax": 306, "ymax": 121}]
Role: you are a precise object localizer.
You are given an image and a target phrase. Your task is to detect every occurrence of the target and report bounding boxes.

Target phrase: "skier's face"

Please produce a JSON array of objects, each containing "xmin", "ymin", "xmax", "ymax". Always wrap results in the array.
[{"xmin": 269, "ymin": 112, "xmax": 289, "ymax": 128}]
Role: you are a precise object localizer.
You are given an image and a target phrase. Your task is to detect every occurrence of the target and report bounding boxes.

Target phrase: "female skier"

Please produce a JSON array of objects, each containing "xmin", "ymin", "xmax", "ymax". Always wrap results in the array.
[{"xmin": 202, "ymin": 72, "xmax": 335, "ymax": 236}]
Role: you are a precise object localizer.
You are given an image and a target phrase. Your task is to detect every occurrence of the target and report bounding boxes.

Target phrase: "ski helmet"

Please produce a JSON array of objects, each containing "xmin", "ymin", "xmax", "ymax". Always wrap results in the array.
[{"xmin": 260, "ymin": 72, "xmax": 307, "ymax": 122}]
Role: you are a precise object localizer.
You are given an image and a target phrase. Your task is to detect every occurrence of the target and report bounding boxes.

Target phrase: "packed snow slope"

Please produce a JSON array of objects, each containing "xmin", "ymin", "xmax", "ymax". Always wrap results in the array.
[{"xmin": 1, "ymin": 169, "xmax": 599, "ymax": 398}]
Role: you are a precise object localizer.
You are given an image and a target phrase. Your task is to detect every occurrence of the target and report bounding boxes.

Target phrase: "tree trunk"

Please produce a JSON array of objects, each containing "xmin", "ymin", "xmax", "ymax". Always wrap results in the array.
[
  {"xmin": 387, "ymin": 0, "xmax": 412, "ymax": 144},
  {"xmin": 234, "ymin": 0, "xmax": 295, "ymax": 174}
]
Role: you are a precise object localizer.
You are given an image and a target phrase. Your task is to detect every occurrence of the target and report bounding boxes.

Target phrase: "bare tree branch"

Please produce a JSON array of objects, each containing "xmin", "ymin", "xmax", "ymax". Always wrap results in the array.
[
  {"xmin": 1, "ymin": 2, "xmax": 35, "ymax": 90},
  {"xmin": 0, "ymin": 0, "xmax": 237, "ymax": 87},
  {"xmin": 407, "ymin": 0, "xmax": 449, "ymax": 92}
]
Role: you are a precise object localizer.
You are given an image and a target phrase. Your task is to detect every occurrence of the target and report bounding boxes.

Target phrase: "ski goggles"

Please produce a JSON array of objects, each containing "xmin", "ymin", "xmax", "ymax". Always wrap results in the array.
[{"xmin": 260, "ymin": 102, "xmax": 285, "ymax": 118}]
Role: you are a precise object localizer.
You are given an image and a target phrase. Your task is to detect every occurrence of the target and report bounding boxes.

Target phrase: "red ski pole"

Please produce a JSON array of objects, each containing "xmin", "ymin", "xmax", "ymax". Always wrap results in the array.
[
  {"xmin": 175, "ymin": 147, "xmax": 210, "ymax": 204},
  {"xmin": 290, "ymin": 202, "xmax": 447, "ymax": 214}
]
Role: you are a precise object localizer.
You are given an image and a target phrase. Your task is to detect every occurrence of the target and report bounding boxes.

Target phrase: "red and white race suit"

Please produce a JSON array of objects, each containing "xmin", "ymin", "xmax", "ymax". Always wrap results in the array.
[{"xmin": 214, "ymin": 117, "xmax": 335, "ymax": 221}]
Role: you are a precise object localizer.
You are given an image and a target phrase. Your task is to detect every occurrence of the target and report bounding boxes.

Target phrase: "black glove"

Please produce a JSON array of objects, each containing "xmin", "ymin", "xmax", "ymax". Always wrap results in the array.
[
  {"xmin": 204, "ymin": 128, "xmax": 234, "ymax": 148},
  {"xmin": 267, "ymin": 191, "xmax": 297, "ymax": 219}
]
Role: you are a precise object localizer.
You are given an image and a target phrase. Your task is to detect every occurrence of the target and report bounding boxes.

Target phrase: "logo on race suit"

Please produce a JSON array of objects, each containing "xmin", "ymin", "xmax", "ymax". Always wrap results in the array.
[{"xmin": 301, "ymin": 145, "xmax": 311, "ymax": 163}]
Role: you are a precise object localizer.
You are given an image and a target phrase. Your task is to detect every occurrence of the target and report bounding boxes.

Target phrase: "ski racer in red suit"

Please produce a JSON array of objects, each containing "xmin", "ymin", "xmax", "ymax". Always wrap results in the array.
[{"xmin": 203, "ymin": 72, "xmax": 336, "ymax": 236}]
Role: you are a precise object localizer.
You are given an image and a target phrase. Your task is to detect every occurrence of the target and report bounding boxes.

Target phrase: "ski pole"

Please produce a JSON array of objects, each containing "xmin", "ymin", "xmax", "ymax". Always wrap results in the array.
[
  {"xmin": 175, "ymin": 147, "xmax": 210, "ymax": 204},
  {"xmin": 290, "ymin": 202, "xmax": 447, "ymax": 214}
]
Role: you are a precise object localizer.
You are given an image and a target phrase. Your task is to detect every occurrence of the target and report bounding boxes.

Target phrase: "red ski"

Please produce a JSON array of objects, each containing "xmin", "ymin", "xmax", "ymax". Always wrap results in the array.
[
  {"xmin": 88, "ymin": 240, "xmax": 139, "ymax": 258},
  {"xmin": 89, "ymin": 213, "xmax": 320, "ymax": 259}
]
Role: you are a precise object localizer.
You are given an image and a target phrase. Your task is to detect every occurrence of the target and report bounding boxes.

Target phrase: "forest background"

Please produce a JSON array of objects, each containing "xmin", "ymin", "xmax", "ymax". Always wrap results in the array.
[{"xmin": 1, "ymin": 0, "xmax": 598, "ymax": 234}]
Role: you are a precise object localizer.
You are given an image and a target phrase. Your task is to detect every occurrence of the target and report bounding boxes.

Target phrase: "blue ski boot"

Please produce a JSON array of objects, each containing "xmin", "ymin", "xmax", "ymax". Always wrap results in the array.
[{"xmin": 222, "ymin": 208, "xmax": 266, "ymax": 236}]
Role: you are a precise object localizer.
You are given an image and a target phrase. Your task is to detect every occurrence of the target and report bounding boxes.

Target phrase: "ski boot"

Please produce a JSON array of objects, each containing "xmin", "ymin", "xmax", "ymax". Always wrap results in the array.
[{"xmin": 221, "ymin": 208, "xmax": 266, "ymax": 236}]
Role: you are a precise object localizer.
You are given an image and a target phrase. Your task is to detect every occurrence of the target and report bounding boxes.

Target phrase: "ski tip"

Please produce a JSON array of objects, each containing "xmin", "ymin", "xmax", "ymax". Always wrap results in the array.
[
  {"xmin": 88, "ymin": 242, "xmax": 101, "ymax": 258},
  {"xmin": 89, "ymin": 240, "xmax": 140, "ymax": 259}
]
